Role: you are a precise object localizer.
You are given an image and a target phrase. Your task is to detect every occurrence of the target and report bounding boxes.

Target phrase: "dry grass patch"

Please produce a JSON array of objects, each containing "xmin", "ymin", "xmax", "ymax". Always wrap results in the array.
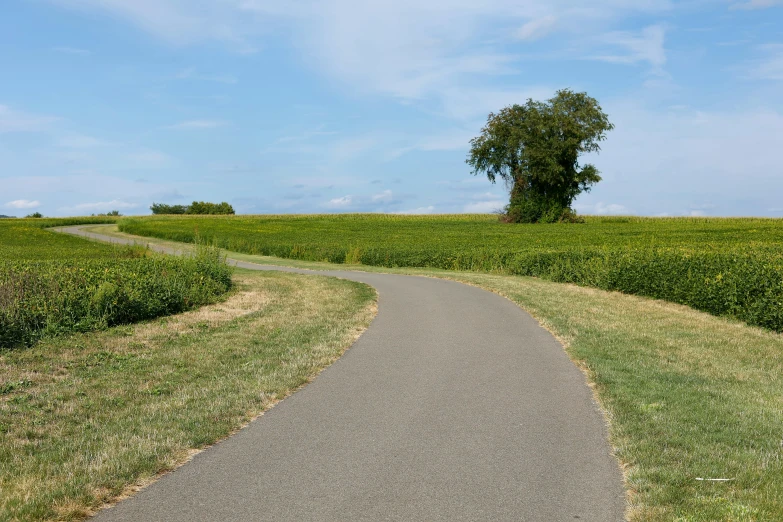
[{"xmin": 0, "ymin": 270, "xmax": 376, "ymax": 521}]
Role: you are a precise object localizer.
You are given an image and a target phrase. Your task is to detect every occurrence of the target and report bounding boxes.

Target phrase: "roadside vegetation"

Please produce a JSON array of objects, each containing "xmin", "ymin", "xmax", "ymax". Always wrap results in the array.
[
  {"xmin": 0, "ymin": 269, "xmax": 376, "ymax": 521},
  {"xmin": 119, "ymin": 214, "xmax": 783, "ymax": 332},
  {"xmin": 87, "ymin": 225, "xmax": 783, "ymax": 521},
  {"xmin": 0, "ymin": 219, "xmax": 232, "ymax": 350}
]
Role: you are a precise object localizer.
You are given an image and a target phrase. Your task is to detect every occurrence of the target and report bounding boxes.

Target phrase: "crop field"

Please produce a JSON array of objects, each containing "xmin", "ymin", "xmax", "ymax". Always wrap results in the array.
[
  {"xmin": 0, "ymin": 219, "xmax": 232, "ymax": 349},
  {"xmin": 119, "ymin": 214, "xmax": 783, "ymax": 332}
]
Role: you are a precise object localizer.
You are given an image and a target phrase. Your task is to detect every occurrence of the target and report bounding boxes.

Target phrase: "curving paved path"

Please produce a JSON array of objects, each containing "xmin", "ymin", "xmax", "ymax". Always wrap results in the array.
[{"xmin": 59, "ymin": 226, "xmax": 626, "ymax": 521}]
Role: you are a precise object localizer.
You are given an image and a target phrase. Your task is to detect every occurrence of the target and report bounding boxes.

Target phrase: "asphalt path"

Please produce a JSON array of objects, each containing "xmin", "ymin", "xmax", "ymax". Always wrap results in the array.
[{"xmin": 59, "ymin": 226, "xmax": 626, "ymax": 521}]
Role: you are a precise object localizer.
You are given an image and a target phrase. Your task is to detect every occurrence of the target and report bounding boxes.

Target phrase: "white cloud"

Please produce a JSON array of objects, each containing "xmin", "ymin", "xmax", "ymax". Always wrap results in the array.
[
  {"xmin": 371, "ymin": 190, "xmax": 393, "ymax": 202},
  {"xmin": 49, "ymin": 0, "xmax": 249, "ymax": 46},
  {"xmin": 576, "ymin": 100, "xmax": 783, "ymax": 216},
  {"xmin": 463, "ymin": 200, "xmax": 505, "ymax": 213},
  {"xmin": 440, "ymin": 85, "xmax": 554, "ymax": 121},
  {"xmin": 592, "ymin": 24, "xmax": 667, "ymax": 70},
  {"xmin": 0, "ymin": 105, "xmax": 57, "ymax": 133},
  {"xmin": 515, "ymin": 15, "xmax": 557, "ymax": 41},
  {"xmin": 574, "ymin": 202, "xmax": 630, "ymax": 215},
  {"xmin": 395, "ymin": 205, "xmax": 436, "ymax": 214},
  {"xmin": 4, "ymin": 200, "xmax": 41, "ymax": 209},
  {"xmin": 50, "ymin": 0, "xmax": 673, "ymax": 108},
  {"xmin": 326, "ymin": 195, "xmax": 353, "ymax": 208},
  {"xmin": 166, "ymin": 120, "xmax": 228, "ymax": 130}
]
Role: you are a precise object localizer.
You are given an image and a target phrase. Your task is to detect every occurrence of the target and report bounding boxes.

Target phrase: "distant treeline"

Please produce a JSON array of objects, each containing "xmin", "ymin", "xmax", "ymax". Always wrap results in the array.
[{"xmin": 150, "ymin": 201, "xmax": 235, "ymax": 215}]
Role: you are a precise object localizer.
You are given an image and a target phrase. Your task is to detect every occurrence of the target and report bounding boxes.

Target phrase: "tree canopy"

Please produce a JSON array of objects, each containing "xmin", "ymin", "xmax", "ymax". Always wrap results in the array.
[
  {"xmin": 150, "ymin": 202, "xmax": 235, "ymax": 215},
  {"xmin": 466, "ymin": 89, "xmax": 613, "ymax": 223}
]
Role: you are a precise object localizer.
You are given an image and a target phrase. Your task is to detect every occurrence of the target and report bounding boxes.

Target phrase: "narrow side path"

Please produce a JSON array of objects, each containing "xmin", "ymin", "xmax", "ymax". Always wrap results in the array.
[{"xmin": 59, "ymin": 226, "xmax": 626, "ymax": 521}]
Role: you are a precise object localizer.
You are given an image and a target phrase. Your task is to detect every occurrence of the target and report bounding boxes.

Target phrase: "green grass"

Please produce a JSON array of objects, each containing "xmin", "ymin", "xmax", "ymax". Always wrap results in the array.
[
  {"xmin": 88, "ymin": 225, "xmax": 783, "ymax": 521},
  {"xmin": 0, "ymin": 269, "xmax": 376, "ymax": 521},
  {"xmin": 0, "ymin": 218, "xmax": 120, "ymax": 261},
  {"xmin": 0, "ymin": 219, "xmax": 232, "ymax": 349},
  {"xmin": 118, "ymin": 214, "xmax": 783, "ymax": 332}
]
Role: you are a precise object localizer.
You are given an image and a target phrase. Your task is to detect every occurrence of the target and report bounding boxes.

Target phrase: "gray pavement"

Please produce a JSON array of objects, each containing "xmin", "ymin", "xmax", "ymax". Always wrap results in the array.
[{"xmin": 59, "ymin": 226, "xmax": 627, "ymax": 521}]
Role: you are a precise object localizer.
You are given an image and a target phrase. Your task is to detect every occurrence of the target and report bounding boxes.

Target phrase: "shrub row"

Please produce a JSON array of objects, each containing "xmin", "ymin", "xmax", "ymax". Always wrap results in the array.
[
  {"xmin": 0, "ymin": 245, "xmax": 233, "ymax": 350},
  {"xmin": 118, "ymin": 215, "xmax": 783, "ymax": 332}
]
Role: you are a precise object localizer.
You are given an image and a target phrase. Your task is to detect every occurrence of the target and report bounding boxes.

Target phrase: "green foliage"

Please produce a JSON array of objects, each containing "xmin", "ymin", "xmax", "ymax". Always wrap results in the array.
[
  {"xmin": 119, "ymin": 214, "xmax": 783, "ymax": 332},
  {"xmin": 25, "ymin": 212, "xmax": 43, "ymax": 218},
  {"xmin": 151, "ymin": 201, "xmax": 235, "ymax": 215},
  {"xmin": 150, "ymin": 203, "xmax": 188, "ymax": 215},
  {"xmin": 0, "ymin": 220, "xmax": 232, "ymax": 349},
  {"xmin": 467, "ymin": 89, "xmax": 613, "ymax": 223},
  {"xmin": 186, "ymin": 201, "xmax": 235, "ymax": 215}
]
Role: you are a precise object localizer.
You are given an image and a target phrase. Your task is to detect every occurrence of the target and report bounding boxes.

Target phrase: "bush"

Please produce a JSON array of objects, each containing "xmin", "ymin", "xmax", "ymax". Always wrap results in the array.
[{"xmin": 0, "ymin": 245, "xmax": 233, "ymax": 350}]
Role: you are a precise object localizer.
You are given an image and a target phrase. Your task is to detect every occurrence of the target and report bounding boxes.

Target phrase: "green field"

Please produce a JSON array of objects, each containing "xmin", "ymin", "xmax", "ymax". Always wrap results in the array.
[
  {"xmin": 0, "ymin": 219, "xmax": 232, "ymax": 349},
  {"xmin": 119, "ymin": 214, "xmax": 783, "ymax": 332},
  {"xmin": 89, "ymin": 224, "xmax": 783, "ymax": 521}
]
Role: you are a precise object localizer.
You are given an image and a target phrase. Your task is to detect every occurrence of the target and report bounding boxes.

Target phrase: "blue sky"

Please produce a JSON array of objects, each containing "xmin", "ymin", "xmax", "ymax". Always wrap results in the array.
[{"xmin": 1, "ymin": 0, "xmax": 782, "ymax": 217}]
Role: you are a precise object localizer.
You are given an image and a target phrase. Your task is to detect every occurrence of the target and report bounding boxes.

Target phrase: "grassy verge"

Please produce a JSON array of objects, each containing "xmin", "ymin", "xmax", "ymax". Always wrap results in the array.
[
  {"xmin": 85, "ymin": 225, "xmax": 783, "ymax": 521},
  {"xmin": 0, "ymin": 269, "xmax": 376, "ymax": 521}
]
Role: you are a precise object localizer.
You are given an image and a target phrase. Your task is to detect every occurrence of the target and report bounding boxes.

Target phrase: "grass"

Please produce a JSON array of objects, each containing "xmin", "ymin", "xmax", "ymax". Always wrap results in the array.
[
  {"xmin": 87, "ymin": 224, "xmax": 783, "ymax": 521},
  {"xmin": 0, "ymin": 269, "xmax": 376, "ymax": 521},
  {"xmin": 117, "ymin": 214, "xmax": 783, "ymax": 332},
  {"xmin": 0, "ymin": 219, "xmax": 232, "ymax": 349}
]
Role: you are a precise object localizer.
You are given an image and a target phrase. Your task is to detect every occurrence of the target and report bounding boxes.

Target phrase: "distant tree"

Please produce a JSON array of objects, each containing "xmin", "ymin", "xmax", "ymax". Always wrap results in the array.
[
  {"xmin": 0, "ymin": 215, "xmax": 15, "ymax": 219},
  {"xmin": 150, "ymin": 203, "xmax": 188, "ymax": 215},
  {"xmin": 186, "ymin": 201, "xmax": 235, "ymax": 215},
  {"xmin": 466, "ymin": 89, "xmax": 614, "ymax": 223},
  {"xmin": 25, "ymin": 212, "xmax": 43, "ymax": 218},
  {"xmin": 151, "ymin": 201, "xmax": 235, "ymax": 215},
  {"xmin": 91, "ymin": 210, "xmax": 122, "ymax": 217}
]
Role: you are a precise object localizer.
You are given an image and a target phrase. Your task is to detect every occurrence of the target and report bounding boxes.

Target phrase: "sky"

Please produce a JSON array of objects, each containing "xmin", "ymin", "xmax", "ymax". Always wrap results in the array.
[{"xmin": 1, "ymin": 0, "xmax": 782, "ymax": 217}]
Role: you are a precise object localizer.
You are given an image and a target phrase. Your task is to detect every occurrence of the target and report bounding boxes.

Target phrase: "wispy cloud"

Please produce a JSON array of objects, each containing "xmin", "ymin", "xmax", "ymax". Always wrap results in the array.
[
  {"xmin": 4, "ymin": 200, "xmax": 41, "ymax": 209},
  {"xmin": 748, "ymin": 44, "xmax": 783, "ymax": 80},
  {"xmin": 591, "ymin": 25, "xmax": 667, "ymax": 71},
  {"xmin": 56, "ymin": 134, "xmax": 105, "ymax": 148},
  {"xmin": 515, "ymin": 15, "xmax": 557, "ymax": 41},
  {"xmin": 52, "ymin": 46, "xmax": 91, "ymax": 55},
  {"xmin": 176, "ymin": 67, "xmax": 238, "ymax": 84},
  {"xmin": 325, "ymin": 195, "xmax": 353, "ymax": 208},
  {"xmin": 463, "ymin": 200, "xmax": 505, "ymax": 213},
  {"xmin": 166, "ymin": 120, "xmax": 228, "ymax": 130},
  {"xmin": 63, "ymin": 200, "xmax": 139, "ymax": 212},
  {"xmin": 0, "ymin": 105, "xmax": 58, "ymax": 133},
  {"xmin": 574, "ymin": 202, "xmax": 631, "ymax": 215},
  {"xmin": 49, "ymin": 0, "xmax": 673, "ymax": 109},
  {"xmin": 730, "ymin": 0, "xmax": 782, "ymax": 9},
  {"xmin": 395, "ymin": 206, "xmax": 436, "ymax": 214}
]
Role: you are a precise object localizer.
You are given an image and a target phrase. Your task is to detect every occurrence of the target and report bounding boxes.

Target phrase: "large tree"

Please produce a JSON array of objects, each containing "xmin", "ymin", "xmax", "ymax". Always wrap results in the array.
[{"xmin": 466, "ymin": 89, "xmax": 613, "ymax": 223}]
